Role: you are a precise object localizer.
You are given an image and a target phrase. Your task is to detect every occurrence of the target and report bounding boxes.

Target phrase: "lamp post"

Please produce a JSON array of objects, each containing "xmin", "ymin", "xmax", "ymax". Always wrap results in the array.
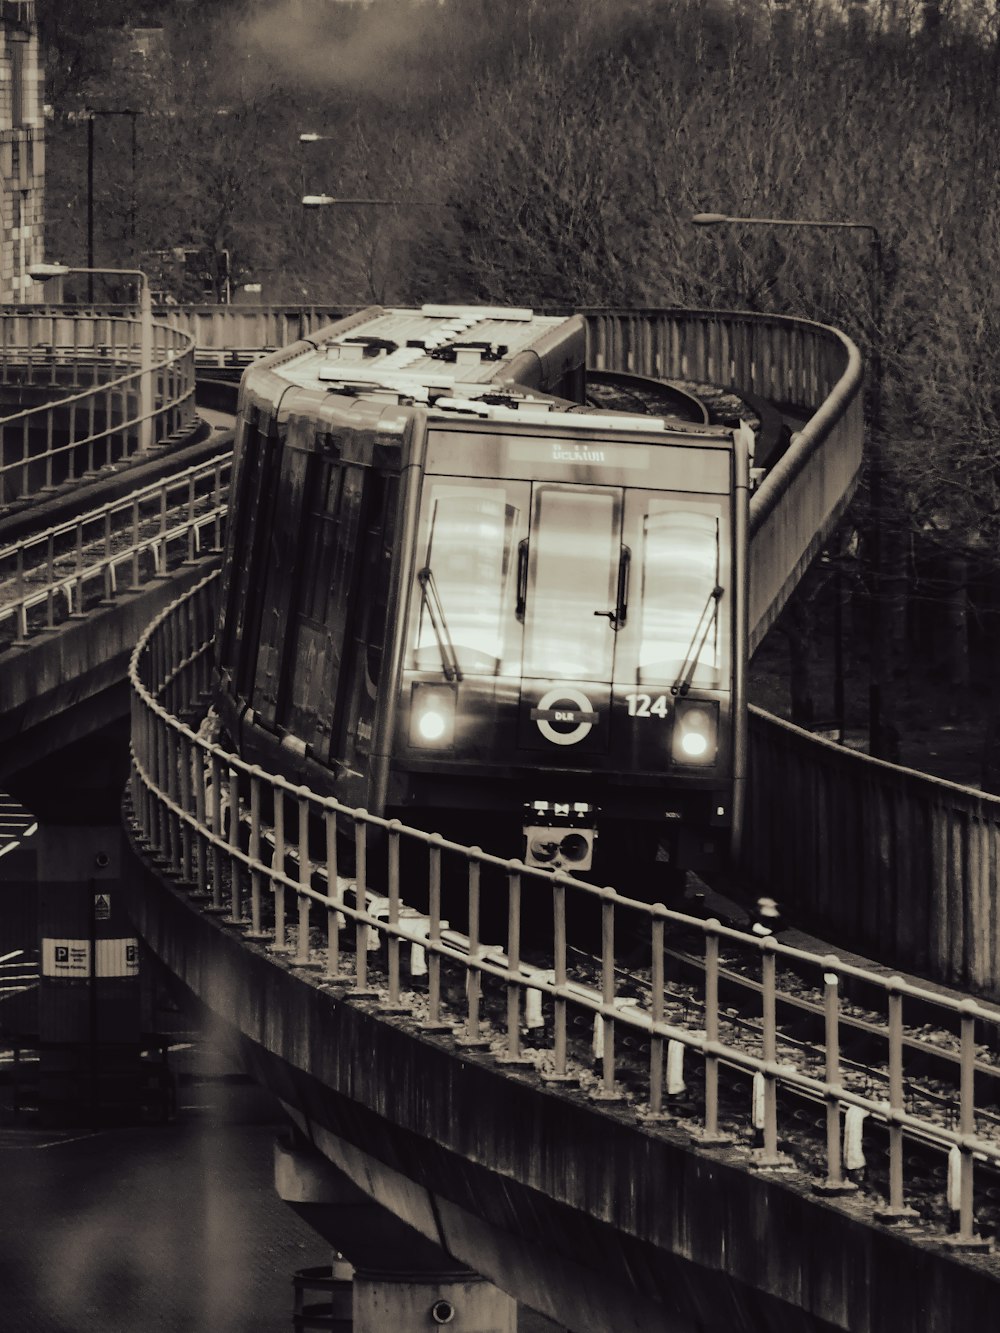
[
  {"xmin": 27, "ymin": 262, "xmax": 154, "ymax": 453},
  {"xmin": 67, "ymin": 109, "xmax": 141, "ymax": 297},
  {"xmin": 691, "ymin": 210, "xmax": 885, "ymax": 755}
]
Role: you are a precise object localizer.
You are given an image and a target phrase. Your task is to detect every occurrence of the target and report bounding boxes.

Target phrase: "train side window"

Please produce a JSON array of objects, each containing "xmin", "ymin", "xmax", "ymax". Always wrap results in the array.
[
  {"xmin": 218, "ymin": 411, "xmax": 283, "ymax": 701},
  {"xmin": 365, "ymin": 476, "xmax": 398, "ymax": 686},
  {"xmin": 279, "ymin": 461, "xmax": 366, "ymax": 751},
  {"xmin": 253, "ymin": 446, "xmax": 313, "ymax": 726},
  {"xmin": 638, "ymin": 504, "xmax": 721, "ymax": 683},
  {"xmin": 327, "ymin": 471, "xmax": 398, "ymax": 768}
]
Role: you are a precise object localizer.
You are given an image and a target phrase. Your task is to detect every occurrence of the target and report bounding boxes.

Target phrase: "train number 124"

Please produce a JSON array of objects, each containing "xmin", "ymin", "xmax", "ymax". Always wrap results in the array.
[{"xmin": 624, "ymin": 693, "xmax": 670, "ymax": 718}]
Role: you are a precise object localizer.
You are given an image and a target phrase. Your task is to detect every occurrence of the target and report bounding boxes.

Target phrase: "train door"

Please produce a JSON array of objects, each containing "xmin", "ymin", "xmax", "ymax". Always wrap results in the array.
[
  {"xmin": 610, "ymin": 490, "xmax": 731, "ymax": 773},
  {"xmin": 517, "ymin": 482, "xmax": 625, "ymax": 754}
]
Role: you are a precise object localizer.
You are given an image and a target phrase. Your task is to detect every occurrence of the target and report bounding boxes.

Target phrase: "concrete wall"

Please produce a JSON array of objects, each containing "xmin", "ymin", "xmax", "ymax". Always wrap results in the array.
[
  {"xmin": 0, "ymin": 562, "xmax": 217, "ymax": 781},
  {"xmin": 746, "ymin": 706, "xmax": 1000, "ymax": 1000}
]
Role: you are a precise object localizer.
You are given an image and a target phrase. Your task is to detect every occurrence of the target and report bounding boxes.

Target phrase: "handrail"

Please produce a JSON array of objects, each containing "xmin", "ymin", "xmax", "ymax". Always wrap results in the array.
[
  {"xmin": 0, "ymin": 455, "xmax": 228, "ymax": 645},
  {"xmin": 0, "ymin": 312, "xmax": 198, "ymax": 506},
  {"xmin": 129, "ymin": 574, "xmax": 1000, "ymax": 1247}
]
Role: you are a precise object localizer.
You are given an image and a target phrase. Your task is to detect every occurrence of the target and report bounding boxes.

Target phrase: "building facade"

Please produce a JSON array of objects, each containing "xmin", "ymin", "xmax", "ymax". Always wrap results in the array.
[{"xmin": 0, "ymin": 0, "xmax": 43, "ymax": 303}]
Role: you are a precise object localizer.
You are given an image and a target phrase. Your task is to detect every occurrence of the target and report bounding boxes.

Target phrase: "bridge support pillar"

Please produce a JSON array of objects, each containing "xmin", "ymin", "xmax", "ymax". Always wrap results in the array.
[
  {"xmin": 352, "ymin": 1270, "xmax": 516, "ymax": 1332},
  {"xmin": 275, "ymin": 1131, "xmax": 518, "ymax": 1332}
]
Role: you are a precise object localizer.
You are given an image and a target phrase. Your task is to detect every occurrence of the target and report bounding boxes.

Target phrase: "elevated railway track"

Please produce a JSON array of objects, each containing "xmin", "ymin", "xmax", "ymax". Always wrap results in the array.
[{"xmin": 10, "ymin": 304, "xmax": 1000, "ymax": 1328}]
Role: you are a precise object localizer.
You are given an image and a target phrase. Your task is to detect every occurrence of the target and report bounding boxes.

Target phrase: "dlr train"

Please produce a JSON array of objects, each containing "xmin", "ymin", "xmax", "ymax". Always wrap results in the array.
[{"xmin": 213, "ymin": 305, "xmax": 752, "ymax": 895}]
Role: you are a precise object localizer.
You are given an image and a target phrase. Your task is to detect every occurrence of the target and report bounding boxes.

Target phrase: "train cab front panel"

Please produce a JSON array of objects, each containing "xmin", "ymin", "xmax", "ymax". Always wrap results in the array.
[{"xmin": 388, "ymin": 414, "xmax": 747, "ymax": 875}]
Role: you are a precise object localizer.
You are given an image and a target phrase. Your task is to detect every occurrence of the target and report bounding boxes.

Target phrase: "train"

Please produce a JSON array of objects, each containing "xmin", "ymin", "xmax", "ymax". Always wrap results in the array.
[{"xmin": 213, "ymin": 304, "xmax": 753, "ymax": 900}]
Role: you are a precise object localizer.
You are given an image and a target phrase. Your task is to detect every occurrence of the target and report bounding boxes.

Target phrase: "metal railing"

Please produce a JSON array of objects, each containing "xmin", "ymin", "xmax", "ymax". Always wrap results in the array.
[
  {"xmin": 0, "ymin": 455, "xmax": 228, "ymax": 645},
  {"xmin": 129, "ymin": 574, "xmax": 1000, "ymax": 1247},
  {"xmin": 0, "ymin": 311, "xmax": 197, "ymax": 506}
]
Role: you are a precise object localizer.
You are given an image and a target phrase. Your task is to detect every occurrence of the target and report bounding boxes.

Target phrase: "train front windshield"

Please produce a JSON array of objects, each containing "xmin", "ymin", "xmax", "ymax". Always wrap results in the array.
[{"xmin": 408, "ymin": 429, "xmax": 732, "ymax": 697}]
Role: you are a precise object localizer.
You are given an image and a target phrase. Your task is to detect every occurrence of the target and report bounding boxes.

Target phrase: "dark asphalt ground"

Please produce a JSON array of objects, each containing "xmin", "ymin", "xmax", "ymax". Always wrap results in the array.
[
  {"xmin": 0, "ymin": 1041, "xmax": 564, "ymax": 1332},
  {"xmin": 0, "ymin": 1067, "xmax": 330, "ymax": 1332}
]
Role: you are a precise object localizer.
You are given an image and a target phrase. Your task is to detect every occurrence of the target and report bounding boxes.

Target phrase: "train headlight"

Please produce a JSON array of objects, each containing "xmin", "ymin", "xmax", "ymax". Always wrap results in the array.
[
  {"xmin": 410, "ymin": 683, "xmax": 457, "ymax": 748},
  {"xmin": 671, "ymin": 700, "xmax": 719, "ymax": 766}
]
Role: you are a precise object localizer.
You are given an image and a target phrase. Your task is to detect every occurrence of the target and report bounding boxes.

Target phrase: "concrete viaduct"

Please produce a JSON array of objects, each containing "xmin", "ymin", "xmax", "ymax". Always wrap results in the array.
[{"xmin": 4, "ymin": 304, "xmax": 1000, "ymax": 1331}]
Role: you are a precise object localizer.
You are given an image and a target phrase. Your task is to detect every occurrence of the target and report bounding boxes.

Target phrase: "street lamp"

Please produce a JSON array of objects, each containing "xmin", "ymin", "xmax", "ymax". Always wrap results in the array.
[
  {"xmin": 27, "ymin": 263, "xmax": 154, "ymax": 453},
  {"xmin": 692, "ymin": 210, "xmax": 885, "ymax": 755},
  {"xmin": 301, "ymin": 194, "xmax": 448, "ymax": 208}
]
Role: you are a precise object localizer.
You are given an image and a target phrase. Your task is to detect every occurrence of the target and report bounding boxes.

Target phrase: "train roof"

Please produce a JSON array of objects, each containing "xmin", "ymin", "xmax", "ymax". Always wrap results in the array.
[
  {"xmin": 271, "ymin": 304, "xmax": 578, "ymax": 396},
  {"xmin": 251, "ymin": 303, "xmax": 737, "ymax": 444}
]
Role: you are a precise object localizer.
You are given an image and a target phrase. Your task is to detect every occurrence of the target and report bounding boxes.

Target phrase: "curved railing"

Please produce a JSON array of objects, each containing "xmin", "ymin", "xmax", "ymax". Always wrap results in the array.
[
  {"xmin": 129, "ymin": 574, "xmax": 1000, "ymax": 1248},
  {"xmin": 747, "ymin": 708, "xmax": 1000, "ymax": 995},
  {"xmin": 0, "ymin": 454, "xmax": 228, "ymax": 647},
  {"xmin": 0, "ymin": 310, "xmax": 197, "ymax": 507},
  {"xmin": 582, "ymin": 308, "xmax": 864, "ymax": 649}
]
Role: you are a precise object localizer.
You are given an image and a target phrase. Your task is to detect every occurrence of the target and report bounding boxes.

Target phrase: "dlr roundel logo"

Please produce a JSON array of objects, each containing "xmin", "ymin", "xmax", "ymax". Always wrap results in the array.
[{"xmin": 531, "ymin": 687, "xmax": 598, "ymax": 746}]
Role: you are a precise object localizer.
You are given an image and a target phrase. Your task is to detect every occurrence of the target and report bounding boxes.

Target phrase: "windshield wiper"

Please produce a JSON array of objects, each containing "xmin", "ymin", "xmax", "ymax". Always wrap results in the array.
[
  {"xmin": 417, "ymin": 567, "xmax": 463, "ymax": 682},
  {"xmin": 671, "ymin": 585, "xmax": 723, "ymax": 697}
]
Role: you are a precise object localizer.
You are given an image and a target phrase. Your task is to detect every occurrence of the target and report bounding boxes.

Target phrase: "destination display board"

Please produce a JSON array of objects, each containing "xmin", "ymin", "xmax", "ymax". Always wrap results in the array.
[{"xmin": 426, "ymin": 427, "xmax": 732, "ymax": 492}]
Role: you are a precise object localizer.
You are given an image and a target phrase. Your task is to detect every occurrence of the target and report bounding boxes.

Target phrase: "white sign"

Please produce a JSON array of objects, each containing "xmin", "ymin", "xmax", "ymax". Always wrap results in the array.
[
  {"xmin": 97, "ymin": 938, "xmax": 139, "ymax": 978},
  {"xmin": 41, "ymin": 938, "xmax": 139, "ymax": 978},
  {"xmin": 94, "ymin": 893, "xmax": 111, "ymax": 921},
  {"xmin": 42, "ymin": 939, "xmax": 90, "ymax": 977}
]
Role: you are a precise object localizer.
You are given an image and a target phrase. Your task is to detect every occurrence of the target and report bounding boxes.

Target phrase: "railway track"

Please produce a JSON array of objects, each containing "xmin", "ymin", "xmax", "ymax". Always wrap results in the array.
[
  {"xmin": 585, "ymin": 369, "xmax": 790, "ymax": 470},
  {"xmin": 584, "ymin": 370, "xmax": 710, "ymax": 423}
]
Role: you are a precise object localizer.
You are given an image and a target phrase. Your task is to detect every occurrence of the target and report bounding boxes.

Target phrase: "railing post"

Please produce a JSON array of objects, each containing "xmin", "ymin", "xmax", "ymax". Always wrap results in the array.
[
  {"xmin": 293, "ymin": 788, "xmax": 313, "ymax": 964},
  {"xmin": 208, "ymin": 751, "xmax": 224, "ymax": 911},
  {"xmin": 646, "ymin": 904, "xmax": 668, "ymax": 1118},
  {"xmin": 164, "ymin": 727, "xmax": 182, "ymax": 872},
  {"xmin": 227, "ymin": 765, "xmax": 243, "ymax": 923},
  {"xmin": 945, "ymin": 1000, "xmax": 989, "ymax": 1250},
  {"xmin": 271, "ymin": 787, "xmax": 289, "ymax": 950},
  {"xmin": 457, "ymin": 851, "xmax": 489, "ymax": 1047},
  {"xmin": 874, "ymin": 978, "xmax": 918, "ymax": 1225},
  {"xmin": 324, "ymin": 804, "xmax": 348, "ymax": 980},
  {"xmin": 498, "ymin": 864, "xmax": 530, "ymax": 1064},
  {"xmin": 384, "ymin": 820, "xmax": 405, "ymax": 1010},
  {"xmin": 154, "ymin": 710, "xmax": 171, "ymax": 858},
  {"xmin": 816, "ymin": 964, "xmax": 855, "ymax": 1194},
  {"xmin": 544, "ymin": 876, "xmax": 572, "ymax": 1082},
  {"xmin": 247, "ymin": 770, "xmax": 265, "ymax": 936},
  {"xmin": 753, "ymin": 939, "xmax": 788, "ymax": 1166},
  {"xmin": 351, "ymin": 816, "xmax": 377, "ymax": 996},
  {"xmin": 131, "ymin": 495, "xmax": 141, "ymax": 587},
  {"xmin": 192, "ymin": 739, "xmax": 208, "ymax": 897},
  {"xmin": 698, "ymin": 920, "xmax": 729, "ymax": 1145},
  {"xmin": 176, "ymin": 729, "xmax": 193, "ymax": 882},
  {"xmin": 592, "ymin": 887, "xmax": 623, "ymax": 1102},
  {"xmin": 422, "ymin": 833, "xmax": 447, "ymax": 1026}
]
